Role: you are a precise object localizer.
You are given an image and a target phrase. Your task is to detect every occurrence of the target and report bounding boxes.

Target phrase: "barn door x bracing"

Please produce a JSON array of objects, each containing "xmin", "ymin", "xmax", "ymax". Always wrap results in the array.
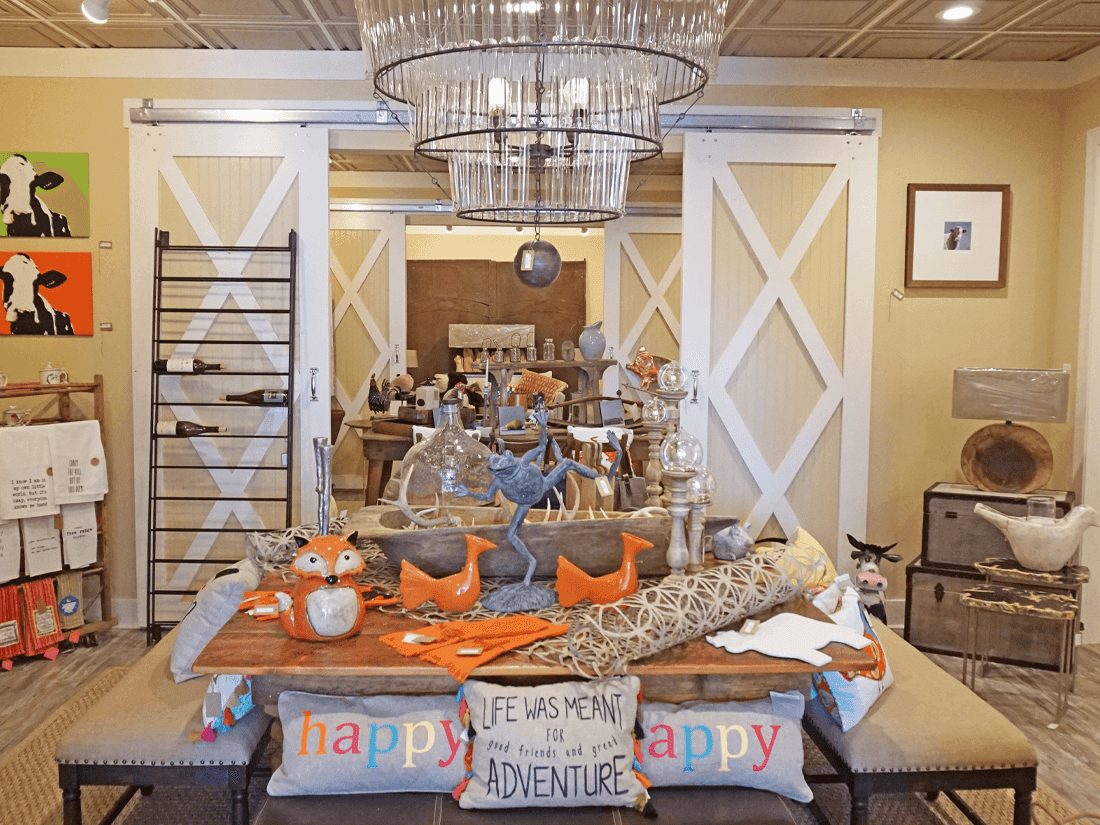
[
  {"xmin": 680, "ymin": 132, "xmax": 878, "ymax": 565},
  {"xmin": 130, "ymin": 123, "xmax": 330, "ymax": 626}
]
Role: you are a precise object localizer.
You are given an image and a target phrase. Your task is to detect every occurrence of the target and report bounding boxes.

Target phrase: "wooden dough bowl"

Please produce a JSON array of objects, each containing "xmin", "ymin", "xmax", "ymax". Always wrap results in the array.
[{"xmin": 345, "ymin": 505, "xmax": 739, "ymax": 580}]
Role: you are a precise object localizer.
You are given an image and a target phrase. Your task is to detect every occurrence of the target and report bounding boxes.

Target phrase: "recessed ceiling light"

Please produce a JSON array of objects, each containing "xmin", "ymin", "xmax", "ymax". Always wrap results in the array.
[{"xmin": 938, "ymin": 5, "xmax": 976, "ymax": 21}]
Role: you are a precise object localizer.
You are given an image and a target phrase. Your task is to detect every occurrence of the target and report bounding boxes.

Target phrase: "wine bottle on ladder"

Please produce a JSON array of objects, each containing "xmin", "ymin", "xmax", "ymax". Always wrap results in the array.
[
  {"xmin": 156, "ymin": 420, "xmax": 224, "ymax": 437},
  {"xmin": 219, "ymin": 389, "xmax": 288, "ymax": 406},
  {"xmin": 153, "ymin": 358, "xmax": 223, "ymax": 374}
]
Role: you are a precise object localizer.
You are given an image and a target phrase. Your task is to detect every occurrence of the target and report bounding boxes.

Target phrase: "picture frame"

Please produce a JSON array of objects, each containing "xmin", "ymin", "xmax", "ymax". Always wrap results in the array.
[{"xmin": 904, "ymin": 184, "xmax": 1010, "ymax": 288}]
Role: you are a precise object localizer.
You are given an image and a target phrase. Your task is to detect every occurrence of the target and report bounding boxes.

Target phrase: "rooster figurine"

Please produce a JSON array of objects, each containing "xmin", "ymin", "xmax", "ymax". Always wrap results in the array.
[
  {"xmin": 368, "ymin": 373, "xmax": 390, "ymax": 414},
  {"xmin": 555, "ymin": 533, "xmax": 653, "ymax": 607},
  {"xmin": 400, "ymin": 534, "xmax": 496, "ymax": 612},
  {"xmin": 274, "ymin": 532, "xmax": 365, "ymax": 642}
]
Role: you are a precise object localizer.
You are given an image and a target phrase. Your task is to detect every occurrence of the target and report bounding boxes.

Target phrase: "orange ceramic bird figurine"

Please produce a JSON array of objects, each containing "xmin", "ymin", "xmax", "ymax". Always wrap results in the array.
[
  {"xmin": 555, "ymin": 533, "xmax": 653, "ymax": 607},
  {"xmin": 400, "ymin": 534, "xmax": 496, "ymax": 611}
]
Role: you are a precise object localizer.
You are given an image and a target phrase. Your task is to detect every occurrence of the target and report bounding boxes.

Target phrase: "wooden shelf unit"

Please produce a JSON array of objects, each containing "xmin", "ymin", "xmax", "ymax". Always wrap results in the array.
[{"xmin": 0, "ymin": 375, "xmax": 117, "ymax": 643}]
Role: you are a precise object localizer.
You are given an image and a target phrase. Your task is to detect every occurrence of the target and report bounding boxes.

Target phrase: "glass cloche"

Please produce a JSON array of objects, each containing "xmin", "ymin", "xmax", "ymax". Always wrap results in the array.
[
  {"xmin": 657, "ymin": 360, "xmax": 688, "ymax": 392},
  {"xmin": 660, "ymin": 430, "xmax": 703, "ymax": 472},
  {"xmin": 687, "ymin": 467, "xmax": 716, "ymax": 503},
  {"xmin": 401, "ymin": 399, "xmax": 492, "ymax": 513},
  {"xmin": 642, "ymin": 397, "xmax": 669, "ymax": 424}
]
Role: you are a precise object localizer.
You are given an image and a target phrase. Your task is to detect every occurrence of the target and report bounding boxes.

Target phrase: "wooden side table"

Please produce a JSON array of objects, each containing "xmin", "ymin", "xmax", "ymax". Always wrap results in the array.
[
  {"xmin": 345, "ymin": 420, "xmax": 412, "ymax": 505},
  {"xmin": 961, "ymin": 558, "xmax": 1090, "ymax": 724}
]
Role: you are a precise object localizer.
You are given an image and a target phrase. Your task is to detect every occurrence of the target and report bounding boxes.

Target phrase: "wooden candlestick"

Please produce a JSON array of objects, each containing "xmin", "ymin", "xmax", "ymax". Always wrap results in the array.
[
  {"xmin": 643, "ymin": 420, "xmax": 666, "ymax": 508},
  {"xmin": 688, "ymin": 498, "xmax": 708, "ymax": 573},
  {"xmin": 662, "ymin": 468, "xmax": 696, "ymax": 578}
]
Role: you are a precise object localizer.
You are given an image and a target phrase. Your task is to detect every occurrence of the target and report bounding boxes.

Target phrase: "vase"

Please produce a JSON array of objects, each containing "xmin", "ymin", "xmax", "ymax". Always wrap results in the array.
[
  {"xmin": 402, "ymin": 399, "xmax": 492, "ymax": 515},
  {"xmin": 578, "ymin": 321, "xmax": 606, "ymax": 360}
]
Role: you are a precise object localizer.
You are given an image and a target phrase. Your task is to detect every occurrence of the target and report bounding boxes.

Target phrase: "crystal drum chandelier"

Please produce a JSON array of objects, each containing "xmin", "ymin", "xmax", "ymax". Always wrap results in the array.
[{"xmin": 355, "ymin": 0, "xmax": 727, "ymax": 224}]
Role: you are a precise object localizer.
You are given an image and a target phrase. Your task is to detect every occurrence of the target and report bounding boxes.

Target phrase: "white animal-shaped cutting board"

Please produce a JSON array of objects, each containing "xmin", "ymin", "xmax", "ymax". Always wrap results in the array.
[{"xmin": 707, "ymin": 613, "xmax": 873, "ymax": 666}]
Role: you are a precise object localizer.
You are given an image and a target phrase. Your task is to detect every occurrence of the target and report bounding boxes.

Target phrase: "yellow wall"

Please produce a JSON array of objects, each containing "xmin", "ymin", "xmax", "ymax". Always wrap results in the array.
[{"xmin": 0, "ymin": 71, "xmax": 1087, "ymax": 614}]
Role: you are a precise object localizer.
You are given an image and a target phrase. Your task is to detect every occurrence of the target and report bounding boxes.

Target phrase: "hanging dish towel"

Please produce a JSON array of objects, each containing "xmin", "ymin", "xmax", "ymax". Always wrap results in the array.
[
  {"xmin": 0, "ymin": 426, "xmax": 58, "ymax": 520},
  {"xmin": 44, "ymin": 420, "xmax": 108, "ymax": 504},
  {"xmin": 0, "ymin": 519, "xmax": 20, "ymax": 583}
]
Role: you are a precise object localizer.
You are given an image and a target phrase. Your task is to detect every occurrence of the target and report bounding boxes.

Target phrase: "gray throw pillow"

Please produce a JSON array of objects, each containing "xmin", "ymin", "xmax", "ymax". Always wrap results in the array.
[
  {"xmin": 457, "ymin": 677, "xmax": 649, "ymax": 811},
  {"xmin": 169, "ymin": 558, "xmax": 262, "ymax": 683},
  {"xmin": 637, "ymin": 691, "xmax": 813, "ymax": 803},
  {"xmin": 268, "ymin": 691, "xmax": 466, "ymax": 796}
]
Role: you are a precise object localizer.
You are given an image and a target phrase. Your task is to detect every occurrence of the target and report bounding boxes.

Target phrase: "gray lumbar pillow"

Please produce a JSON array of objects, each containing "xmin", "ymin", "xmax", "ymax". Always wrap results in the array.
[
  {"xmin": 637, "ymin": 691, "xmax": 813, "ymax": 802},
  {"xmin": 268, "ymin": 691, "xmax": 466, "ymax": 796},
  {"xmin": 456, "ymin": 677, "xmax": 649, "ymax": 811},
  {"xmin": 170, "ymin": 557, "xmax": 263, "ymax": 683}
]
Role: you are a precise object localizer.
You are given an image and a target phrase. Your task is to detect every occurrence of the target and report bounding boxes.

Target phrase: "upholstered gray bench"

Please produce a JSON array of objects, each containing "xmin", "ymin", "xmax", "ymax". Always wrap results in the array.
[
  {"xmin": 55, "ymin": 625, "xmax": 273, "ymax": 825},
  {"xmin": 253, "ymin": 787, "xmax": 800, "ymax": 824},
  {"xmin": 803, "ymin": 618, "xmax": 1037, "ymax": 825}
]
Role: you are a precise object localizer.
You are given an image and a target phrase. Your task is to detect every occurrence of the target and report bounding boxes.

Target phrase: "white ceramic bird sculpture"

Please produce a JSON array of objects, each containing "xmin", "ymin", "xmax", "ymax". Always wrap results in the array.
[
  {"xmin": 706, "ymin": 613, "xmax": 873, "ymax": 667},
  {"xmin": 973, "ymin": 503, "xmax": 1099, "ymax": 572}
]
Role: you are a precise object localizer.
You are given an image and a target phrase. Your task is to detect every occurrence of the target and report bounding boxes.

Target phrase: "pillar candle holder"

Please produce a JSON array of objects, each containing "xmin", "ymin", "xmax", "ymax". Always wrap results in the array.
[
  {"xmin": 641, "ymin": 397, "xmax": 669, "ymax": 508},
  {"xmin": 686, "ymin": 467, "xmax": 716, "ymax": 574},
  {"xmin": 662, "ymin": 468, "xmax": 697, "ymax": 578}
]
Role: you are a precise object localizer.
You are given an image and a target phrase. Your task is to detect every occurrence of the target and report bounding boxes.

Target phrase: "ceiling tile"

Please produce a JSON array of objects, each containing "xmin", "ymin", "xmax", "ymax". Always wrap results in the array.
[
  {"xmin": 762, "ymin": 0, "xmax": 872, "ymax": 27},
  {"xmin": 83, "ymin": 24, "xmax": 199, "ymax": 47},
  {"xmin": 216, "ymin": 24, "xmax": 317, "ymax": 49},
  {"xmin": 1027, "ymin": 1, "xmax": 1100, "ymax": 30},
  {"xmin": 887, "ymin": 0, "xmax": 1036, "ymax": 29},
  {"xmin": 731, "ymin": 32, "xmax": 836, "ymax": 57},
  {"xmin": 0, "ymin": 23, "xmax": 70, "ymax": 47},
  {"xmin": 847, "ymin": 33, "xmax": 961, "ymax": 58},
  {"xmin": 973, "ymin": 33, "xmax": 1098, "ymax": 58}
]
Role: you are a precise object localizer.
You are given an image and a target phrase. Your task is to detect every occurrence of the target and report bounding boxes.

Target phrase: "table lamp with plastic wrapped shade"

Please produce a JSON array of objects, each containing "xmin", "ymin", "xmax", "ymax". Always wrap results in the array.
[{"xmin": 952, "ymin": 368, "xmax": 1069, "ymax": 493}]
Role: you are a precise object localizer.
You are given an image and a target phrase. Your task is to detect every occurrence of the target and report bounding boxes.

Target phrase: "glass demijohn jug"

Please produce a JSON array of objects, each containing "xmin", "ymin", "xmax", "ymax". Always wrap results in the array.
[{"xmin": 401, "ymin": 398, "xmax": 493, "ymax": 516}]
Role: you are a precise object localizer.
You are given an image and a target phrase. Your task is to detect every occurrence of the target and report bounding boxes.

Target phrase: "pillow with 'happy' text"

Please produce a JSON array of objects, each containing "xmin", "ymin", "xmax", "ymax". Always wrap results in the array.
[
  {"xmin": 455, "ymin": 677, "xmax": 650, "ymax": 812},
  {"xmin": 637, "ymin": 691, "xmax": 812, "ymax": 803},
  {"xmin": 268, "ymin": 691, "xmax": 466, "ymax": 796}
]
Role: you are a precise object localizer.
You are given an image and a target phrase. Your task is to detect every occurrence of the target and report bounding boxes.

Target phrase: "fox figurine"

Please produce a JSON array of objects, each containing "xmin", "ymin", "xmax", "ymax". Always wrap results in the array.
[{"xmin": 274, "ymin": 532, "xmax": 365, "ymax": 642}]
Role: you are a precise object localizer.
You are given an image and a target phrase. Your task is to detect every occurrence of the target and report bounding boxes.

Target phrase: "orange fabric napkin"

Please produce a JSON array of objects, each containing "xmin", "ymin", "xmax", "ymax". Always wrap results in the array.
[{"xmin": 381, "ymin": 615, "xmax": 568, "ymax": 682}]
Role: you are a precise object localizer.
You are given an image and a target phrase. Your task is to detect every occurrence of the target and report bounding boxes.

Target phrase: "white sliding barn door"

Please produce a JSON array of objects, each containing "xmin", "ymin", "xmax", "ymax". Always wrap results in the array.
[
  {"xmin": 329, "ymin": 212, "xmax": 407, "ymax": 490},
  {"xmin": 681, "ymin": 132, "xmax": 878, "ymax": 566},
  {"xmin": 130, "ymin": 124, "xmax": 330, "ymax": 624},
  {"xmin": 603, "ymin": 217, "xmax": 682, "ymax": 400}
]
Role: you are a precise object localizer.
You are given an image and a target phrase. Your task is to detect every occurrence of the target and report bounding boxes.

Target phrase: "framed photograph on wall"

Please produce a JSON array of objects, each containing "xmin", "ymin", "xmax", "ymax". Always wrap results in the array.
[{"xmin": 904, "ymin": 184, "xmax": 1010, "ymax": 288}]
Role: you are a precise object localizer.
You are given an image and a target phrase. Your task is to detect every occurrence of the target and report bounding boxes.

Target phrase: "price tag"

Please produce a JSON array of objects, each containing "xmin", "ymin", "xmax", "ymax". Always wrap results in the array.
[{"xmin": 0, "ymin": 620, "xmax": 19, "ymax": 647}]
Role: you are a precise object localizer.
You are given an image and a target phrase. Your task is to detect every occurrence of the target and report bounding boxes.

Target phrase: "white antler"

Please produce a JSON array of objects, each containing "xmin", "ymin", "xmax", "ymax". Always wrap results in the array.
[{"xmin": 379, "ymin": 467, "xmax": 462, "ymax": 528}]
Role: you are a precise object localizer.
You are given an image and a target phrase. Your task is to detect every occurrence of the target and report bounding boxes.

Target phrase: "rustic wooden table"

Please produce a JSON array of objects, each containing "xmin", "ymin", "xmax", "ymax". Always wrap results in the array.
[{"xmin": 194, "ymin": 576, "xmax": 873, "ymax": 705}]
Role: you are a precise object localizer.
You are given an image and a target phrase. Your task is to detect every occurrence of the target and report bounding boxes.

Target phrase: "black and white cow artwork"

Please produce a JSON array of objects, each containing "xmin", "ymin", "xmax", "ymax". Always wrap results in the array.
[
  {"xmin": 1, "ymin": 254, "xmax": 75, "ymax": 335},
  {"xmin": 0, "ymin": 154, "xmax": 72, "ymax": 237}
]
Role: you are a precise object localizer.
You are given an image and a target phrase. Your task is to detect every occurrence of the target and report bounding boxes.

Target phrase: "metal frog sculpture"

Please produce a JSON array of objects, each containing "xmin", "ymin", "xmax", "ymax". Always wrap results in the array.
[{"xmin": 455, "ymin": 411, "xmax": 624, "ymax": 612}]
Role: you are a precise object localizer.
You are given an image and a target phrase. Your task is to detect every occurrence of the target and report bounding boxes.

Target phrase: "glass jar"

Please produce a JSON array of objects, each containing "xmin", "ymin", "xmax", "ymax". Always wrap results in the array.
[
  {"xmin": 401, "ymin": 399, "xmax": 493, "ymax": 514},
  {"xmin": 543, "ymin": 338, "xmax": 555, "ymax": 361}
]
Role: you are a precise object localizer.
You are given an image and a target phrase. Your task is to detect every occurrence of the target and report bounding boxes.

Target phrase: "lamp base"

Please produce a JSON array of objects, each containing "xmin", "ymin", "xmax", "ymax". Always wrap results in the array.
[{"xmin": 960, "ymin": 422, "xmax": 1052, "ymax": 494}]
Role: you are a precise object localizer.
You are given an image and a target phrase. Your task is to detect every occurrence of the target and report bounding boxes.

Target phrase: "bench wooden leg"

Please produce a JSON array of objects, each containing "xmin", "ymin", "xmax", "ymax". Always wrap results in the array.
[
  {"xmin": 62, "ymin": 787, "xmax": 81, "ymax": 825},
  {"xmin": 1013, "ymin": 789, "xmax": 1032, "ymax": 825},
  {"xmin": 231, "ymin": 789, "xmax": 249, "ymax": 825},
  {"xmin": 850, "ymin": 795, "xmax": 869, "ymax": 825}
]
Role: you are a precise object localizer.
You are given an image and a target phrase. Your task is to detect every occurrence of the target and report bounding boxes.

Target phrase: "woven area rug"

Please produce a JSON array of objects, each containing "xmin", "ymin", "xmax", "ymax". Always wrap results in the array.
[
  {"xmin": 1, "ymin": 665, "xmax": 1084, "ymax": 825},
  {"xmin": 0, "ymin": 666, "xmax": 128, "ymax": 825}
]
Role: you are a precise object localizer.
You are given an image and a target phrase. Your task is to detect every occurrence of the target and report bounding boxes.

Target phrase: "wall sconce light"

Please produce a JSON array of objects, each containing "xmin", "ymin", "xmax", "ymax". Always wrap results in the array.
[{"xmin": 82, "ymin": 0, "xmax": 111, "ymax": 24}]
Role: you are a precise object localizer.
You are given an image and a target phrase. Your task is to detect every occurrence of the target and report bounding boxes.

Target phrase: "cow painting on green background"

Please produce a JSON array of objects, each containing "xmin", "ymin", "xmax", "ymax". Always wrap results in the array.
[{"xmin": 0, "ymin": 152, "xmax": 89, "ymax": 238}]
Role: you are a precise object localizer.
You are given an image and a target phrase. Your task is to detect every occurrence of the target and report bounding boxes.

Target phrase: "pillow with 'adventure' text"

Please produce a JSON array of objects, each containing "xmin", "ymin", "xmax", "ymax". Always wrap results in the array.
[{"xmin": 456, "ymin": 677, "xmax": 649, "ymax": 811}]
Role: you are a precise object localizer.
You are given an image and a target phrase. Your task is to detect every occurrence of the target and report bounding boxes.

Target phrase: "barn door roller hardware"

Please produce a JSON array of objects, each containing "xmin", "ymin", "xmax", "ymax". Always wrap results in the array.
[{"xmin": 129, "ymin": 102, "xmax": 876, "ymax": 135}]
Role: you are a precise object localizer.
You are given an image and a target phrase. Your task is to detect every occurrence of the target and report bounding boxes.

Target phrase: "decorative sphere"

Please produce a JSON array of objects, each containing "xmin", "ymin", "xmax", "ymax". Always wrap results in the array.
[
  {"xmin": 687, "ymin": 468, "xmax": 716, "ymax": 503},
  {"xmin": 513, "ymin": 240, "xmax": 561, "ymax": 287},
  {"xmin": 642, "ymin": 397, "xmax": 668, "ymax": 424},
  {"xmin": 657, "ymin": 360, "xmax": 688, "ymax": 392},
  {"xmin": 660, "ymin": 431, "xmax": 703, "ymax": 472}
]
